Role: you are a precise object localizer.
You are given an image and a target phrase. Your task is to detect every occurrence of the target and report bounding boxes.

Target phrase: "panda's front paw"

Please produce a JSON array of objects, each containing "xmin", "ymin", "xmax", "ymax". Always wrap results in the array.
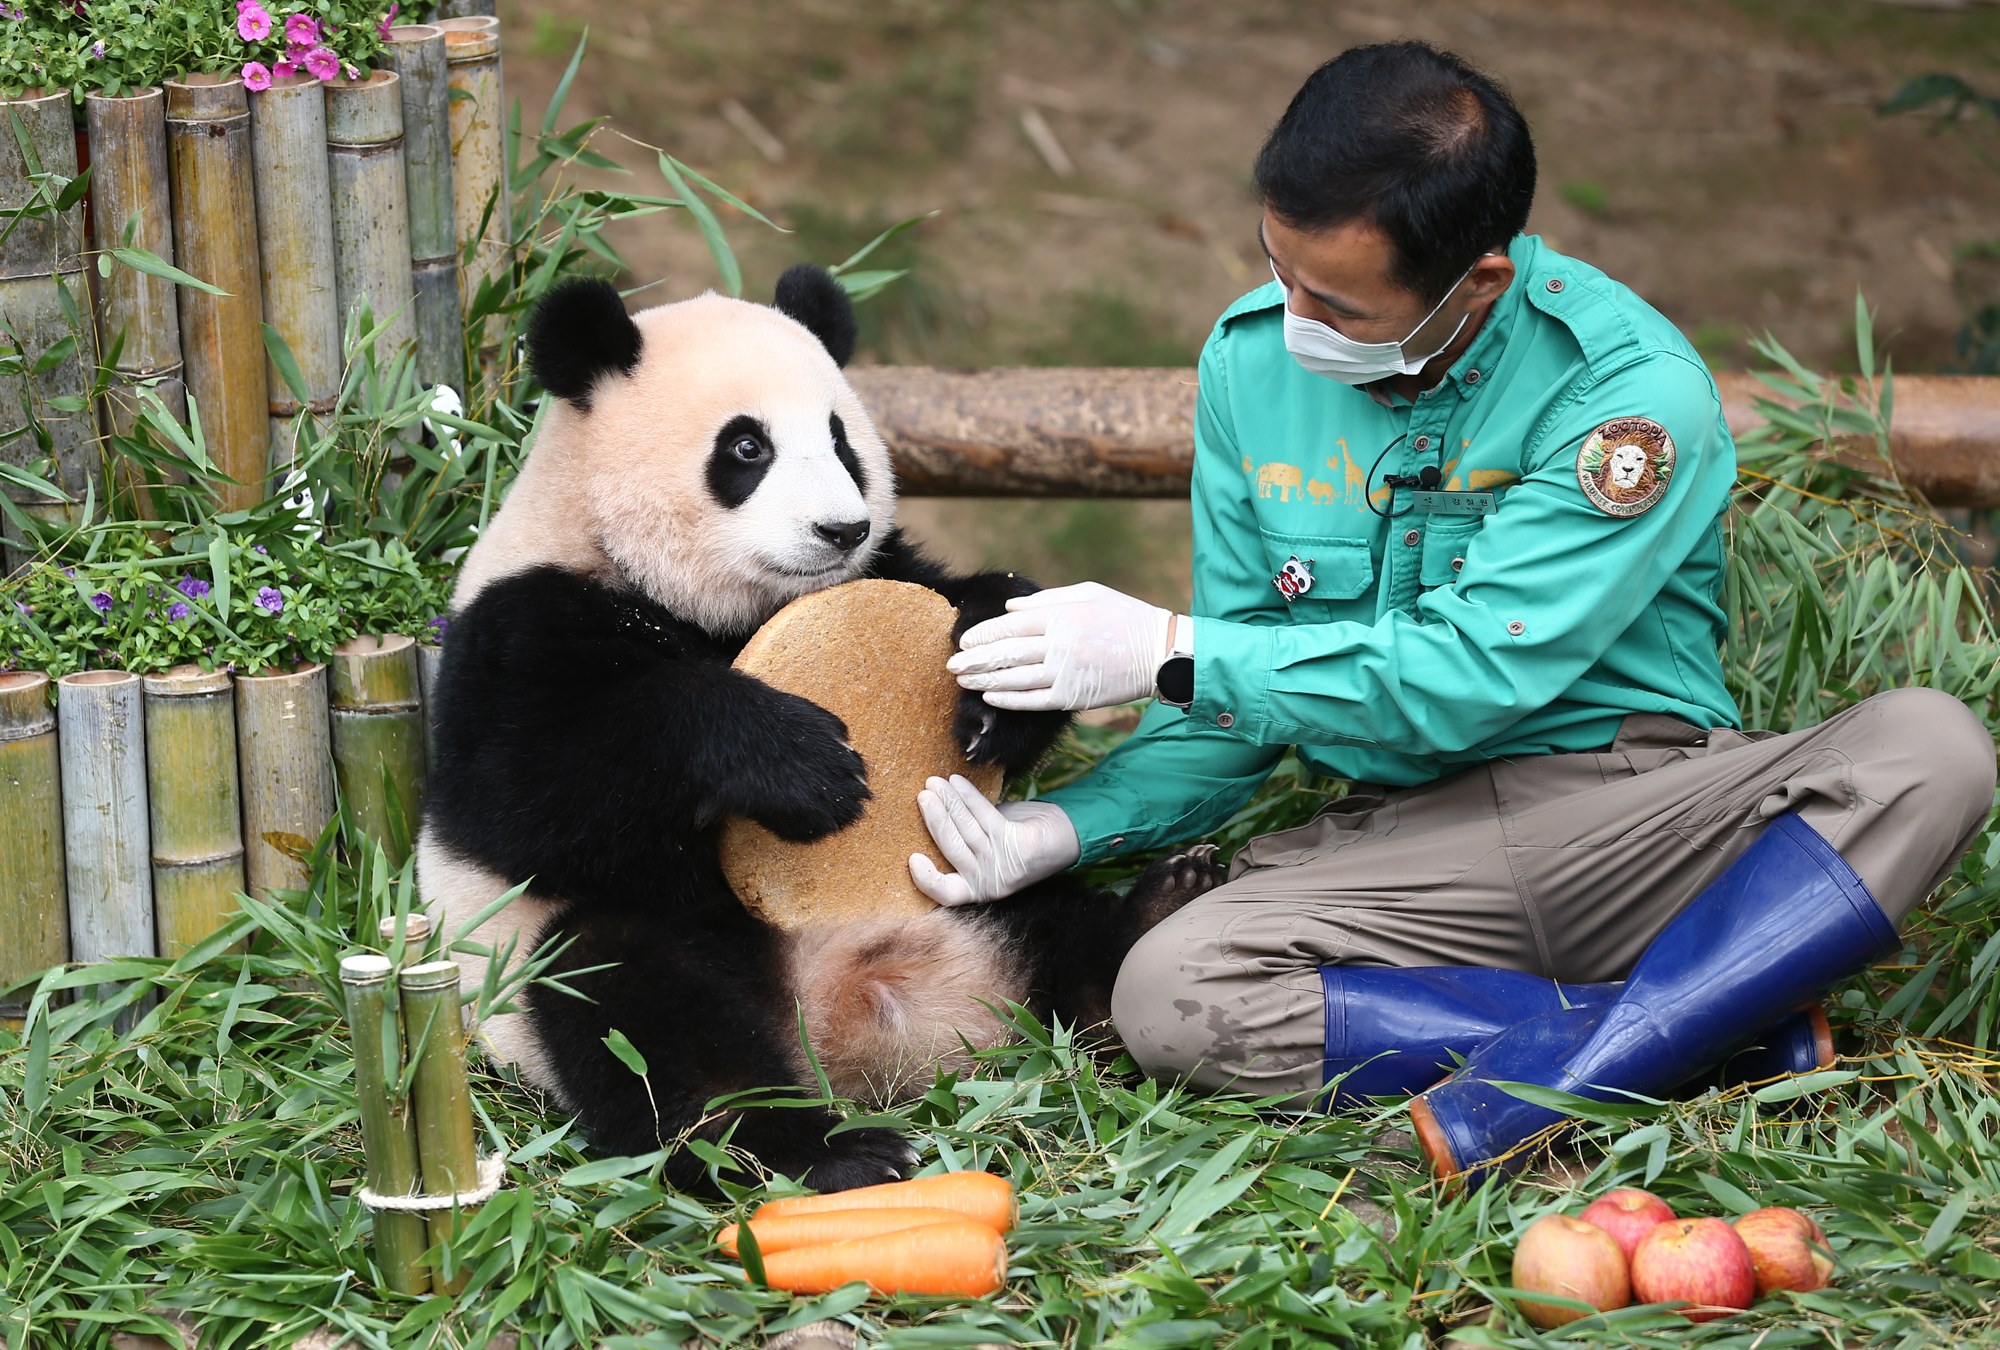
[
  {"xmin": 955, "ymin": 689, "xmax": 1070, "ymax": 775},
  {"xmin": 1126, "ymin": 843, "xmax": 1228, "ymax": 931},
  {"xmin": 745, "ymin": 693, "xmax": 871, "ymax": 841},
  {"xmin": 799, "ymin": 1127, "xmax": 919, "ymax": 1193}
]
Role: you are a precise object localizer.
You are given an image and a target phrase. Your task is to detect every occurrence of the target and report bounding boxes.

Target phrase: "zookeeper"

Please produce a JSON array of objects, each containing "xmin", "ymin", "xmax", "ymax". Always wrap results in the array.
[{"xmin": 907, "ymin": 40, "xmax": 1997, "ymax": 1184}]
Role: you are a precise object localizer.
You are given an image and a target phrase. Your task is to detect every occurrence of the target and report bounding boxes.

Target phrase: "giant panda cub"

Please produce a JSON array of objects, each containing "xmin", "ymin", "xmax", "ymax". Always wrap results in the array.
[{"xmin": 418, "ymin": 266, "xmax": 1226, "ymax": 1193}]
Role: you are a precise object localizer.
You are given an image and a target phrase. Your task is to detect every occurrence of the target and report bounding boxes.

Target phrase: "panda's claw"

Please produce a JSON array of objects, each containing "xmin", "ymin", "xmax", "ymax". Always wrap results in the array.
[{"xmin": 799, "ymin": 1126, "xmax": 919, "ymax": 1194}]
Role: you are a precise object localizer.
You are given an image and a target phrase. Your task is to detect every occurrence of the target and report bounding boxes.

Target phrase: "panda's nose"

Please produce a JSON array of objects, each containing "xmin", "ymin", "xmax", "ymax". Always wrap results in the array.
[{"xmin": 814, "ymin": 519, "xmax": 871, "ymax": 552}]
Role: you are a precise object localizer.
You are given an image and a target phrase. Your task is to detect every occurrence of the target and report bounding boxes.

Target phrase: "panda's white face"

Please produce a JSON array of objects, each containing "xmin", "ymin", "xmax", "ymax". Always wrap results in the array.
[{"xmin": 461, "ymin": 282, "xmax": 899, "ymax": 636}]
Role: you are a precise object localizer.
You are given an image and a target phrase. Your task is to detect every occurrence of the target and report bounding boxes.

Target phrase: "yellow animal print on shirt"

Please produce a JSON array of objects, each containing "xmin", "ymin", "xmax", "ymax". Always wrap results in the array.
[
  {"xmin": 1306, "ymin": 478, "xmax": 1334, "ymax": 505},
  {"xmin": 1255, "ymin": 461, "xmax": 1304, "ymax": 501}
]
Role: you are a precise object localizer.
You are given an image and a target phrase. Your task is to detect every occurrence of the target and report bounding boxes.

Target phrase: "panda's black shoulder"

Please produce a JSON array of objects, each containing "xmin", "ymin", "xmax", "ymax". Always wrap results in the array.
[{"xmin": 448, "ymin": 565, "xmax": 715, "ymax": 676}]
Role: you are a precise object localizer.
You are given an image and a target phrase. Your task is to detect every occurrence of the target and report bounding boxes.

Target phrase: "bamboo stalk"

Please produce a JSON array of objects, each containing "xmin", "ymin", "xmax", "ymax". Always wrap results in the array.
[
  {"xmin": 400, "ymin": 958, "xmax": 479, "ymax": 1294},
  {"xmin": 340, "ymin": 953, "xmax": 434, "ymax": 1296},
  {"xmin": 433, "ymin": 0, "xmax": 497, "ymax": 16},
  {"xmin": 380, "ymin": 25, "xmax": 466, "ymax": 394},
  {"xmin": 140, "ymin": 665, "xmax": 246, "ymax": 957},
  {"xmin": 248, "ymin": 76, "xmax": 341, "ymax": 475},
  {"xmin": 379, "ymin": 910, "xmax": 433, "ymax": 966},
  {"xmin": 328, "ymin": 635, "xmax": 426, "ymax": 864},
  {"xmin": 163, "ymin": 74, "xmax": 270, "ymax": 514},
  {"xmin": 0, "ymin": 672, "xmax": 67, "ymax": 1022},
  {"xmin": 1, "ymin": 88, "xmax": 98, "ymax": 569},
  {"xmin": 234, "ymin": 660, "xmax": 335, "ymax": 899},
  {"xmin": 439, "ymin": 19, "xmax": 510, "ymax": 366},
  {"xmin": 325, "ymin": 72, "xmax": 418, "ymax": 361},
  {"xmin": 57, "ymin": 671, "xmax": 155, "ymax": 969},
  {"xmin": 415, "ymin": 638, "xmax": 443, "ymax": 758},
  {"xmin": 83, "ymin": 87, "xmax": 188, "ymax": 491}
]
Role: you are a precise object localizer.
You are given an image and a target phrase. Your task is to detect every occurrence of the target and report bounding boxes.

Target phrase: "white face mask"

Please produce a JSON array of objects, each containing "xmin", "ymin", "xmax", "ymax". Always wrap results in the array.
[{"xmin": 1273, "ymin": 257, "xmax": 1481, "ymax": 386}]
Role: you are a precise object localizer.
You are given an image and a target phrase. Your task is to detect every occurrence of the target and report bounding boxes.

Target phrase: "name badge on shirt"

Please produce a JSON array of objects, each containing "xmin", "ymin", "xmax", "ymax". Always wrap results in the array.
[
  {"xmin": 1272, "ymin": 555, "xmax": 1315, "ymax": 602},
  {"xmin": 1409, "ymin": 489, "xmax": 1497, "ymax": 516}
]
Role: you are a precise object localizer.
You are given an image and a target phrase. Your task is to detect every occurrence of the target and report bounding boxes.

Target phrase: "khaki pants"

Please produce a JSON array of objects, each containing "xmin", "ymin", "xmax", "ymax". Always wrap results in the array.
[{"xmin": 1111, "ymin": 687, "xmax": 1997, "ymax": 1101}]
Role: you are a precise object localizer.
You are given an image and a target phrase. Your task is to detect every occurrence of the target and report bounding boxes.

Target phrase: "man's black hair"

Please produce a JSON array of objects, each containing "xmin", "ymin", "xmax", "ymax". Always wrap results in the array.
[{"xmin": 1254, "ymin": 42, "xmax": 1536, "ymax": 303}]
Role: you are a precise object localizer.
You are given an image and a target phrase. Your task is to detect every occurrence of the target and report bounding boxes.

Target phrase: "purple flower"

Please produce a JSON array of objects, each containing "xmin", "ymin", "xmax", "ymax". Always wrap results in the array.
[
  {"xmin": 60, "ymin": 567, "xmax": 75, "ymax": 579},
  {"xmin": 253, "ymin": 544, "xmax": 268, "ymax": 555},
  {"xmin": 242, "ymin": 60, "xmax": 273, "ymax": 92},
  {"xmin": 0, "ymin": 5, "xmax": 25, "ymax": 22},
  {"xmin": 273, "ymin": 58, "xmax": 300, "ymax": 78},
  {"xmin": 12, "ymin": 600, "xmax": 29, "ymax": 616},
  {"xmin": 89, "ymin": 591, "xmax": 113, "ymax": 614},
  {"xmin": 302, "ymin": 45, "xmax": 337, "ymax": 80},
  {"xmin": 167, "ymin": 601, "xmax": 190, "ymax": 623},
  {"xmin": 377, "ymin": 1, "xmax": 397, "ymax": 40},
  {"xmin": 176, "ymin": 574, "xmax": 211, "ymax": 600},
  {"xmin": 283, "ymin": 12, "xmax": 318, "ymax": 46},
  {"xmin": 425, "ymin": 615, "xmax": 448, "ymax": 640},
  {"xmin": 91, "ymin": 40, "xmax": 105, "ymax": 58},
  {"xmin": 255, "ymin": 587, "xmax": 284, "ymax": 615},
  {"xmin": 237, "ymin": 3, "xmax": 272, "ymax": 41}
]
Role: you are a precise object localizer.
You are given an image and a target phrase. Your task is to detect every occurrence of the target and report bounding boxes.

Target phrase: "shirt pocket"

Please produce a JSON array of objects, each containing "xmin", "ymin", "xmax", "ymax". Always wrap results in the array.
[
  {"xmin": 1258, "ymin": 530, "xmax": 1374, "ymax": 617},
  {"xmin": 1420, "ymin": 516, "xmax": 1486, "ymax": 589}
]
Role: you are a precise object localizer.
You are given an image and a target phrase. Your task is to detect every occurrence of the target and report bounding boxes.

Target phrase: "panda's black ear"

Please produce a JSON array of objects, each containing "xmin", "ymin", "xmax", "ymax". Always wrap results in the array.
[
  {"xmin": 527, "ymin": 277, "xmax": 642, "ymax": 411},
  {"xmin": 772, "ymin": 263, "xmax": 857, "ymax": 367}
]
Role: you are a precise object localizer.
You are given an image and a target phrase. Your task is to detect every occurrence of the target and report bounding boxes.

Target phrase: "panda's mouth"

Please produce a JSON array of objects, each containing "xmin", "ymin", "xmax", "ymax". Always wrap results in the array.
[{"xmin": 764, "ymin": 559, "xmax": 856, "ymax": 581}]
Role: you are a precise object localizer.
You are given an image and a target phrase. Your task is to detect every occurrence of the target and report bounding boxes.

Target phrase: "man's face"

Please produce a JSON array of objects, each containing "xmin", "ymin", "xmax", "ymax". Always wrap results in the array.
[{"xmin": 1260, "ymin": 208, "xmax": 1514, "ymax": 360}]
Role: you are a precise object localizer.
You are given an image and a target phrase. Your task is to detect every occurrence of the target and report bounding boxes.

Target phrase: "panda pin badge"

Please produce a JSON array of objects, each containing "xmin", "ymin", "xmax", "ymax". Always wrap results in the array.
[{"xmin": 1273, "ymin": 555, "xmax": 1315, "ymax": 603}]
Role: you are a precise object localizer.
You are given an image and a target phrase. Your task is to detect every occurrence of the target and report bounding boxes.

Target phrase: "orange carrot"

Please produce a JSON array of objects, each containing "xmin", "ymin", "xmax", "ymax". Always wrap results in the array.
[
  {"xmin": 717, "ymin": 1206, "xmax": 967, "ymax": 1256},
  {"xmin": 754, "ymin": 1219, "xmax": 1008, "ymax": 1297},
  {"xmin": 752, "ymin": 1171, "xmax": 1017, "ymax": 1233}
]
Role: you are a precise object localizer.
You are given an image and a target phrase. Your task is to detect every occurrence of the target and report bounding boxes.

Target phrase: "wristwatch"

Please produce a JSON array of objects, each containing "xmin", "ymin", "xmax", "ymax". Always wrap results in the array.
[{"xmin": 1156, "ymin": 614, "xmax": 1196, "ymax": 709}]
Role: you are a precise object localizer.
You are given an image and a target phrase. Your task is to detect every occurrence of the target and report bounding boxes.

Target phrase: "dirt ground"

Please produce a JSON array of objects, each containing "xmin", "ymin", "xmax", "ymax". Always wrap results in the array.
[{"xmin": 495, "ymin": 0, "xmax": 2000, "ymax": 604}]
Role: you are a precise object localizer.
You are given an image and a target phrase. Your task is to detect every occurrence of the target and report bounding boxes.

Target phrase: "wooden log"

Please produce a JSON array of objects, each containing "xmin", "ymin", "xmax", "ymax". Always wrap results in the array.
[
  {"xmin": 57, "ymin": 671, "xmax": 155, "ymax": 967},
  {"xmin": 164, "ymin": 75, "xmax": 270, "ymax": 514},
  {"xmin": 325, "ymin": 72, "xmax": 418, "ymax": 360},
  {"xmin": 234, "ymin": 661, "xmax": 335, "ymax": 899},
  {"xmin": 381, "ymin": 25, "xmax": 466, "ymax": 394},
  {"xmin": 845, "ymin": 366, "xmax": 2000, "ymax": 508},
  {"xmin": 82, "ymin": 88, "xmax": 189, "ymax": 458},
  {"xmin": 439, "ymin": 18, "xmax": 510, "ymax": 361},
  {"xmin": 1, "ymin": 88, "xmax": 98, "ymax": 566},
  {"xmin": 339, "ymin": 953, "xmax": 434, "ymax": 1296},
  {"xmin": 400, "ymin": 958, "xmax": 480, "ymax": 1294},
  {"xmin": 140, "ymin": 665, "xmax": 246, "ymax": 957},
  {"xmin": 248, "ymin": 76, "xmax": 341, "ymax": 474},
  {"xmin": 328, "ymin": 635, "xmax": 426, "ymax": 864},
  {"xmin": 0, "ymin": 673, "xmax": 67, "ymax": 1019}
]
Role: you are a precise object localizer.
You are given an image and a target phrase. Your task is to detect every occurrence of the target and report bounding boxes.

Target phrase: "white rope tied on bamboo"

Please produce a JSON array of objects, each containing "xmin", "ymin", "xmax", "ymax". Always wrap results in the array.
[{"xmin": 357, "ymin": 1150, "xmax": 507, "ymax": 1211}]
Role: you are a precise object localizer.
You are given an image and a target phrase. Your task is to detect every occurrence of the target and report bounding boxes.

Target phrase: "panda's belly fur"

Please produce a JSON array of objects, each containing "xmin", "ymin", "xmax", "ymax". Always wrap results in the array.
[{"xmin": 420, "ymin": 828, "xmax": 1031, "ymax": 1109}]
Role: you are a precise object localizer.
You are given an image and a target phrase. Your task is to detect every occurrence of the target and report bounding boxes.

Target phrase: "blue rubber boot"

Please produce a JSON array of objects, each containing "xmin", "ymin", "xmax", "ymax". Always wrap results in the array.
[
  {"xmin": 1408, "ymin": 814, "xmax": 1894, "ymax": 1187},
  {"xmin": 1319, "ymin": 967, "xmax": 1832, "ymax": 1108}
]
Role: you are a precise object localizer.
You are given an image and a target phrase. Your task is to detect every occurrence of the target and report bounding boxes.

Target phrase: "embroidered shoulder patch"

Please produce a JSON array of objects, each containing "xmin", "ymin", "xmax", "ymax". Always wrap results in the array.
[{"xmin": 1577, "ymin": 417, "xmax": 1675, "ymax": 517}]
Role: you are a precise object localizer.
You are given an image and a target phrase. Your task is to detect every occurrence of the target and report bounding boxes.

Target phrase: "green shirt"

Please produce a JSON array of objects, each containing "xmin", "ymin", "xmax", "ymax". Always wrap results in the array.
[{"xmin": 1044, "ymin": 234, "xmax": 1740, "ymax": 864}]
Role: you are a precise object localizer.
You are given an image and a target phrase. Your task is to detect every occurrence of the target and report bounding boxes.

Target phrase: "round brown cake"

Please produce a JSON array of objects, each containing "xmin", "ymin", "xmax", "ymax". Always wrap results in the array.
[{"xmin": 719, "ymin": 579, "xmax": 1003, "ymax": 930}]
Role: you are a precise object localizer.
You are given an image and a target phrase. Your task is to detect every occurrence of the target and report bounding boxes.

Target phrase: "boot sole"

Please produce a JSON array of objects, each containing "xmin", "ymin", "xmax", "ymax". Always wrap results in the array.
[{"xmin": 1408, "ymin": 1093, "xmax": 1459, "ymax": 1183}]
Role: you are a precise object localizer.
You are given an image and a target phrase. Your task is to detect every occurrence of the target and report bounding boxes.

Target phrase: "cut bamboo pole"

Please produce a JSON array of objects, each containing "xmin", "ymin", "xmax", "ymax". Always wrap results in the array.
[
  {"xmin": 400, "ymin": 958, "xmax": 479, "ymax": 1295},
  {"xmin": 248, "ymin": 75, "xmax": 341, "ymax": 477},
  {"xmin": 140, "ymin": 665, "xmax": 246, "ymax": 957},
  {"xmin": 234, "ymin": 661, "xmax": 335, "ymax": 899},
  {"xmin": 0, "ymin": 672, "xmax": 67, "ymax": 1024},
  {"xmin": 379, "ymin": 910, "xmax": 433, "ymax": 966},
  {"xmin": 83, "ymin": 88, "xmax": 188, "ymax": 457},
  {"xmin": 1, "ymin": 88, "xmax": 97, "ymax": 569},
  {"xmin": 57, "ymin": 671, "xmax": 155, "ymax": 967},
  {"xmin": 381, "ymin": 25, "xmax": 466, "ymax": 395},
  {"xmin": 439, "ymin": 18, "xmax": 510, "ymax": 370},
  {"xmin": 328, "ymin": 634, "xmax": 426, "ymax": 864},
  {"xmin": 164, "ymin": 74, "xmax": 270, "ymax": 514},
  {"xmin": 325, "ymin": 72, "xmax": 418, "ymax": 363},
  {"xmin": 415, "ymin": 639, "xmax": 443, "ymax": 758},
  {"xmin": 340, "ymin": 953, "xmax": 434, "ymax": 1296},
  {"xmin": 433, "ymin": 0, "xmax": 497, "ymax": 16}
]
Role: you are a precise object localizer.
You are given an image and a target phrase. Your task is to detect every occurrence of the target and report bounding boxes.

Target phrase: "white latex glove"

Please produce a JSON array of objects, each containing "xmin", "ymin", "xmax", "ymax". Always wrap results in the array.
[
  {"xmin": 909, "ymin": 775, "xmax": 1081, "ymax": 906},
  {"xmin": 947, "ymin": 581, "xmax": 1176, "ymax": 712}
]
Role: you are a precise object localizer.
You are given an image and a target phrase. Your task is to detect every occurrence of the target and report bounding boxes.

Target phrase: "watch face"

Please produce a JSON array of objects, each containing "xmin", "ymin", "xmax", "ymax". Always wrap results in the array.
[{"xmin": 1157, "ymin": 655, "xmax": 1195, "ymax": 706}]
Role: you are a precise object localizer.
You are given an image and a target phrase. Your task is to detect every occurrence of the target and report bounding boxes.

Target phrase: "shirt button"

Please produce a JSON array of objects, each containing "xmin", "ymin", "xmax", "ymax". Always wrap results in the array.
[
  {"xmin": 1110, "ymin": 836, "xmax": 1127, "ymax": 849},
  {"xmin": 1465, "ymin": 369, "xmax": 1482, "ymax": 384},
  {"xmin": 1217, "ymin": 712, "xmax": 1235, "ymax": 729},
  {"xmin": 1413, "ymin": 434, "xmax": 1431, "ymax": 451},
  {"xmin": 1545, "ymin": 277, "xmax": 1565, "ymax": 294},
  {"xmin": 1507, "ymin": 620, "xmax": 1526, "ymax": 635},
  {"xmin": 1402, "ymin": 528, "xmax": 1421, "ymax": 547},
  {"xmin": 1451, "ymin": 557, "xmax": 1465, "ymax": 572}
]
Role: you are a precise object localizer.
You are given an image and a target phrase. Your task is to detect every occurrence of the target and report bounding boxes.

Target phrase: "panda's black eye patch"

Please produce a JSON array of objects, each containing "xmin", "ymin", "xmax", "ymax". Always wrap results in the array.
[
  {"xmin": 830, "ymin": 413, "xmax": 868, "ymax": 496},
  {"xmin": 707, "ymin": 414, "xmax": 776, "ymax": 508}
]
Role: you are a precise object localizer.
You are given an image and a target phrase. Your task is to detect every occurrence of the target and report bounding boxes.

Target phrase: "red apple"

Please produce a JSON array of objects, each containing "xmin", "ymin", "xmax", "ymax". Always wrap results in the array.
[
  {"xmin": 1511, "ymin": 1212, "xmax": 1633, "ymax": 1329},
  {"xmin": 1733, "ymin": 1207, "xmax": 1834, "ymax": 1295},
  {"xmin": 1630, "ymin": 1217, "xmax": 1757, "ymax": 1322},
  {"xmin": 1578, "ymin": 1187, "xmax": 1677, "ymax": 1261}
]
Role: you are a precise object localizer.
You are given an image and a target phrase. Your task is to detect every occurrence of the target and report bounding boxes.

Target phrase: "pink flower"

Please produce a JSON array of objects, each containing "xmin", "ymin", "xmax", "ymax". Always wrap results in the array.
[
  {"xmin": 273, "ymin": 58, "xmax": 299, "ymax": 78},
  {"xmin": 242, "ymin": 60, "xmax": 272, "ymax": 91},
  {"xmin": 376, "ymin": 1, "xmax": 397, "ymax": 39},
  {"xmin": 283, "ymin": 12, "xmax": 317, "ymax": 46},
  {"xmin": 236, "ymin": 3, "xmax": 271, "ymax": 40},
  {"xmin": 302, "ymin": 45, "xmax": 337, "ymax": 80}
]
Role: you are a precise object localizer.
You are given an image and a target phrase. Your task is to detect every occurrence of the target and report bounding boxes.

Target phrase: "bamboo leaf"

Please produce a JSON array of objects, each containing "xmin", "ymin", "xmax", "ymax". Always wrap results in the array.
[
  {"xmin": 110, "ymin": 247, "xmax": 229, "ymax": 296},
  {"xmin": 658, "ymin": 154, "xmax": 741, "ymax": 297}
]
